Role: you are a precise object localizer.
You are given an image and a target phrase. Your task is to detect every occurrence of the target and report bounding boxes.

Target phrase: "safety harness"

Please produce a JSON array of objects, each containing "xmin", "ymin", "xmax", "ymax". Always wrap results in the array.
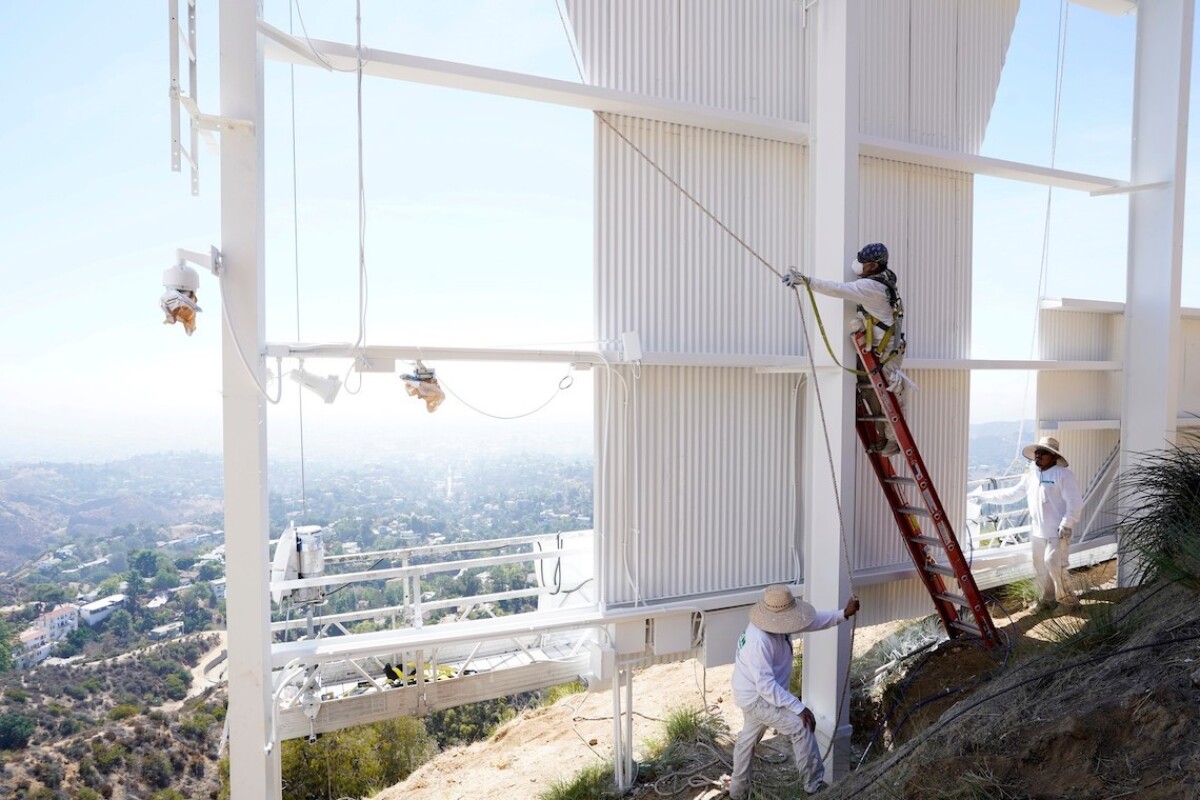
[{"xmin": 858, "ymin": 268, "xmax": 906, "ymax": 368}]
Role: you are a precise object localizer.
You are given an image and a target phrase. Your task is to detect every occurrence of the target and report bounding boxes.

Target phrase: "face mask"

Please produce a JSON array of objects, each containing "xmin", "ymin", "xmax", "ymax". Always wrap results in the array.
[{"xmin": 850, "ymin": 258, "xmax": 864, "ymax": 277}]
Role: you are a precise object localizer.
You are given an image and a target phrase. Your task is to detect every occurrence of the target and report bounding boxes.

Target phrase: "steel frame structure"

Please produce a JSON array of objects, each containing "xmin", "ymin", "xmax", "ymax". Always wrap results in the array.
[{"xmin": 189, "ymin": 2, "xmax": 1193, "ymax": 796}]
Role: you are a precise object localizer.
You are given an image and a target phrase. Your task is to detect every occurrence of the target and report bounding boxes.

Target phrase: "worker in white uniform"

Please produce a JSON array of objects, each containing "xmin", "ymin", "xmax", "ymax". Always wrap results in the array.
[
  {"xmin": 782, "ymin": 242, "xmax": 909, "ymax": 456},
  {"xmin": 723, "ymin": 585, "xmax": 860, "ymax": 798},
  {"xmin": 971, "ymin": 435, "xmax": 1083, "ymax": 609}
]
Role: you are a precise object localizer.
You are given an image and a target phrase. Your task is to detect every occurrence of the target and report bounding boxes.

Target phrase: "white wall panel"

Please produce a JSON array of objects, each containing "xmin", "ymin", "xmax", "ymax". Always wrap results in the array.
[
  {"xmin": 1180, "ymin": 319, "xmax": 1200, "ymax": 420},
  {"xmin": 860, "ymin": 1, "xmax": 911, "ymax": 143},
  {"xmin": 565, "ymin": 0, "xmax": 807, "ymax": 120},
  {"xmin": 860, "ymin": 0, "xmax": 1017, "ymax": 151},
  {"xmin": 956, "ymin": 1, "xmax": 1020, "ymax": 151},
  {"xmin": 596, "ymin": 115, "xmax": 807, "ymax": 355},
  {"xmin": 860, "ymin": 158, "xmax": 972, "ymax": 360},
  {"xmin": 1038, "ymin": 372, "xmax": 1121, "ymax": 424},
  {"xmin": 856, "ymin": 579, "xmax": 941, "ymax": 628},
  {"xmin": 595, "ymin": 366, "xmax": 803, "ymax": 605},
  {"xmin": 1038, "ymin": 308, "xmax": 1122, "ymax": 361},
  {"xmin": 854, "ymin": 370, "xmax": 970, "ymax": 571}
]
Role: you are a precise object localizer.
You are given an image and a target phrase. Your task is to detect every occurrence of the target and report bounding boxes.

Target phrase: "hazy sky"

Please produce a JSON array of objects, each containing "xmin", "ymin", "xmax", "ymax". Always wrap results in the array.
[{"xmin": 0, "ymin": 1, "xmax": 1197, "ymax": 464}]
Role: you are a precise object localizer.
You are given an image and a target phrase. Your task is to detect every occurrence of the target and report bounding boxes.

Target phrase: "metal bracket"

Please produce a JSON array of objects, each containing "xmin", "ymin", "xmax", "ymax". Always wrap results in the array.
[
  {"xmin": 168, "ymin": 0, "xmax": 254, "ymax": 196},
  {"xmin": 177, "ymin": 245, "xmax": 225, "ymax": 277}
]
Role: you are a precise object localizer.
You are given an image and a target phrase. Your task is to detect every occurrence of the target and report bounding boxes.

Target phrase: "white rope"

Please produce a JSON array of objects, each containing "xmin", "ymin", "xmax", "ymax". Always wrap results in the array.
[
  {"xmin": 341, "ymin": 0, "xmax": 370, "ymax": 396},
  {"xmin": 1008, "ymin": 1, "xmax": 1070, "ymax": 477},
  {"xmin": 289, "ymin": 0, "xmax": 308, "ymax": 514}
]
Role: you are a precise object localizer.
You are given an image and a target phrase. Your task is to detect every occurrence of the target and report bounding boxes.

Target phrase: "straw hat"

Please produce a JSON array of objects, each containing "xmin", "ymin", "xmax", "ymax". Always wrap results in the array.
[
  {"xmin": 1021, "ymin": 435, "xmax": 1069, "ymax": 467},
  {"xmin": 749, "ymin": 585, "xmax": 817, "ymax": 634}
]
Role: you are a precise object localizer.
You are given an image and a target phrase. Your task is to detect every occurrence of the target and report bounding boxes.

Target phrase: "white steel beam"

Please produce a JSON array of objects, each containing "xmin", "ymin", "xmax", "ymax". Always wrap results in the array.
[
  {"xmin": 261, "ymin": 32, "xmax": 808, "ymax": 146},
  {"xmin": 802, "ymin": 0, "xmax": 857, "ymax": 781},
  {"xmin": 219, "ymin": 1, "xmax": 278, "ymax": 797},
  {"xmin": 260, "ymin": 31, "xmax": 1130, "ymax": 195},
  {"xmin": 1119, "ymin": 0, "xmax": 1193, "ymax": 586},
  {"xmin": 859, "ymin": 136, "xmax": 1126, "ymax": 194}
]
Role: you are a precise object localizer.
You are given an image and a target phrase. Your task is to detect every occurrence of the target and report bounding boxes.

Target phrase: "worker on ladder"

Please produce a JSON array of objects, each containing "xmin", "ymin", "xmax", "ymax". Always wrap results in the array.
[{"xmin": 782, "ymin": 242, "xmax": 911, "ymax": 455}]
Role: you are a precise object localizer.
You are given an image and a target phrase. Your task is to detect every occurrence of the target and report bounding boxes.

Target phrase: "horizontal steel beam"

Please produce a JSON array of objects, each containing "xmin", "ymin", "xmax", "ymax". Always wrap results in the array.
[{"xmin": 260, "ymin": 27, "xmax": 809, "ymax": 145}]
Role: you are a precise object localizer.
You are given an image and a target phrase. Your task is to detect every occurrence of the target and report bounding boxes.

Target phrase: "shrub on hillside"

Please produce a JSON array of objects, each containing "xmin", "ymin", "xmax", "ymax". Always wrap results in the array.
[
  {"xmin": 0, "ymin": 712, "xmax": 35, "ymax": 749},
  {"xmin": 1118, "ymin": 433, "xmax": 1200, "ymax": 589}
]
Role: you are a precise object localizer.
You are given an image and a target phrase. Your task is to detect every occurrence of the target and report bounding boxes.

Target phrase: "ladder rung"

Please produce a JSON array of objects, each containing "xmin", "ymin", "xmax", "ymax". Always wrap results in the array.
[
  {"xmin": 925, "ymin": 563, "xmax": 959, "ymax": 578},
  {"xmin": 885, "ymin": 476, "xmax": 916, "ymax": 486},
  {"xmin": 912, "ymin": 535, "xmax": 943, "ymax": 548},
  {"xmin": 899, "ymin": 506, "xmax": 931, "ymax": 518},
  {"xmin": 857, "ymin": 415, "xmax": 888, "ymax": 422},
  {"xmin": 950, "ymin": 620, "xmax": 985, "ymax": 637},
  {"xmin": 934, "ymin": 592, "xmax": 969, "ymax": 606}
]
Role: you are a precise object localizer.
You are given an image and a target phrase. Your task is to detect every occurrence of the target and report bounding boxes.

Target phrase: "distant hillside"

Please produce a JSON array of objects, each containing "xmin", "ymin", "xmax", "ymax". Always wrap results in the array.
[
  {"xmin": 0, "ymin": 454, "xmax": 223, "ymax": 574},
  {"xmin": 968, "ymin": 419, "xmax": 1034, "ymax": 479}
]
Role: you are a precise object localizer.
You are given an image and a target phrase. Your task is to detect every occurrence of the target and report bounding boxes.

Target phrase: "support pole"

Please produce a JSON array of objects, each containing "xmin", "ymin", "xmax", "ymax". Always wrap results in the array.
[
  {"xmin": 800, "ymin": 0, "xmax": 859, "ymax": 783},
  {"xmin": 219, "ymin": 1, "xmax": 278, "ymax": 797},
  {"xmin": 1119, "ymin": 0, "xmax": 1193, "ymax": 587}
]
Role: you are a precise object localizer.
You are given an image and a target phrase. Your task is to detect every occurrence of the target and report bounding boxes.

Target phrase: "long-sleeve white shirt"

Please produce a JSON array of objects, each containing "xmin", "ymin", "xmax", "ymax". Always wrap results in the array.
[
  {"xmin": 806, "ymin": 276, "xmax": 894, "ymax": 325},
  {"xmin": 731, "ymin": 611, "xmax": 846, "ymax": 715},
  {"xmin": 977, "ymin": 463, "xmax": 1083, "ymax": 539}
]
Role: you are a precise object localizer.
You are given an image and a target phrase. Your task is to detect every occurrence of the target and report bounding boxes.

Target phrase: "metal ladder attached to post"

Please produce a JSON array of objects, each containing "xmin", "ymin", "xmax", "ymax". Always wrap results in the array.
[{"xmin": 852, "ymin": 331, "xmax": 1001, "ymax": 648}]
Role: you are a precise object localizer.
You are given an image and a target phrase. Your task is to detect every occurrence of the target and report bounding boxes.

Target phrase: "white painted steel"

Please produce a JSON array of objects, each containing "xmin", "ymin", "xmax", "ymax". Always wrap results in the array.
[
  {"xmin": 860, "ymin": 158, "xmax": 973, "ymax": 360},
  {"xmin": 262, "ymin": 33, "xmax": 809, "ymax": 145},
  {"xmin": 594, "ymin": 115, "xmax": 807, "ymax": 356},
  {"xmin": 1122, "ymin": 1, "xmax": 1193, "ymax": 585},
  {"xmin": 563, "ymin": 0, "xmax": 808, "ymax": 120},
  {"xmin": 803, "ymin": 0, "xmax": 857, "ymax": 779},
  {"xmin": 219, "ymin": 1, "xmax": 278, "ymax": 797},
  {"xmin": 858, "ymin": 0, "xmax": 1017, "ymax": 152},
  {"xmin": 594, "ymin": 366, "xmax": 801, "ymax": 605}
]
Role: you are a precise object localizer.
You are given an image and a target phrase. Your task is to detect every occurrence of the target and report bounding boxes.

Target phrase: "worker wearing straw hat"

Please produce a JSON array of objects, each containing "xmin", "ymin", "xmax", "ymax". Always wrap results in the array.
[
  {"xmin": 722, "ymin": 585, "xmax": 860, "ymax": 798},
  {"xmin": 971, "ymin": 435, "xmax": 1083, "ymax": 610}
]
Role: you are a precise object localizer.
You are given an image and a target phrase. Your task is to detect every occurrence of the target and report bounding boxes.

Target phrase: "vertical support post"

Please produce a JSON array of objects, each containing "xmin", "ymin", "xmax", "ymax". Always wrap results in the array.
[
  {"xmin": 219, "ymin": 1, "xmax": 278, "ymax": 798},
  {"xmin": 801, "ymin": 0, "xmax": 859, "ymax": 782},
  {"xmin": 1119, "ymin": 0, "xmax": 1193, "ymax": 587}
]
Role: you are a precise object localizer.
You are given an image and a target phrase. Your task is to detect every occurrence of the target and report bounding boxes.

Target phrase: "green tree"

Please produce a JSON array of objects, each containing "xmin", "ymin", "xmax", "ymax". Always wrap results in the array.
[
  {"xmin": 0, "ymin": 712, "xmax": 36, "ymax": 749},
  {"xmin": 197, "ymin": 561, "xmax": 224, "ymax": 581},
  {"xmin": 0, "ymin": 621, "xmax": 13, "ymax": 673},
  {"xmin": 280, "ymin": 718, "xmax": 434, "ymax": 799},
  {"xmin": 130, "ymin": 550, "xmax": 161, "ymax": 579},
  {"xmin": 125, "ymin": 569, "xmax": 147, "ymax": 600},
  {"xmin": 105, "ymin": 609, "xmax": 135, "ymax": 643}
]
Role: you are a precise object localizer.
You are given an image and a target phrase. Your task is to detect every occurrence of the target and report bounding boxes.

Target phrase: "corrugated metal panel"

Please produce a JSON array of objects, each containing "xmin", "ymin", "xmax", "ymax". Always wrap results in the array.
[
  {"xmin": 957, "ymin": 0, "xmax": 1020, "ymax": 151},
  {"xmin": 860, "ymin": 157, "xmax": 972, "ymax": 360},
  {"xmin": 854, "ymin": 370, "xmax": 969, "ymax": 571},
  {"xmin": 856, "ymin": 579, "xmax": 940, "ymax": 627},
  {"xmin": 1180, "ymin": 319, "xmax": 1200, "ymax": 418},
  {"xmin": 595, "ymin": 366, "xmax": 803, "ymax": 605},
  {"xmin": 596, "ymin": 115, "xmax": 807, "ymax": 354},
  {"xmin": 564, "ymin": 0, "xmax": 807, "ymax": 120},
  {"xmin": 860, "ymin": 0, "xmax": 1017, "ymax": 151},
  {"xmin": 909, "ymin": 0, "xmax": 959, "ymax": 150},
  {"xmin": 1037, "ymin": 309, "xmax": 1121, "ymax": 361},
  {"xmin": 860, "ymin": 0, "xmax": 910, "ymax": 142},
  {"xmin": 1038, "ymin": 372, "xmax": 1121, "ymax": 424}
]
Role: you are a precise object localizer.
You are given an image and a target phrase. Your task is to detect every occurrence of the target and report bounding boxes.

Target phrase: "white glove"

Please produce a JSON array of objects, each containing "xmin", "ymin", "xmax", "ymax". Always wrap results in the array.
[{"xmin": 781, "ymin": 269, "xmax": 808, "ymax": 288}]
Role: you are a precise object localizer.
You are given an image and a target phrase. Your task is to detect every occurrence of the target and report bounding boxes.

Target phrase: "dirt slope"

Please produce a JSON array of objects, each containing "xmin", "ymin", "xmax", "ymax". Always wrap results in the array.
[{"xmin": 373, "ymin": 570, "xmax": 1200, "ymax": 800}]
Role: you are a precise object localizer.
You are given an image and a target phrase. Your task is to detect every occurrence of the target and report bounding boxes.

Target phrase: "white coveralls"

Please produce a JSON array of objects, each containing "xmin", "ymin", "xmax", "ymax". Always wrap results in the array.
[
  {"xmin": 976, "ymin": 463, "xmax": 1083, "ymax": 602},
  {"xmin": 728, "ymin": 611, "xmax": 848, "ymax": 798},
  {"xmin": 805, "ymin": 275, "xmax": 909, "ymax": 453},
  {"xmin": 805, "ymin": 275, "xmax": 906, "ymax": 391}
]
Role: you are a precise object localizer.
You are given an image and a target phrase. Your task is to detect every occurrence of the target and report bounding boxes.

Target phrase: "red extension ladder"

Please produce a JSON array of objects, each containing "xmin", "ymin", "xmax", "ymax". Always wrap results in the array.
[{"xmin": 852, "ymin": 331, "xmax": 1001, "ymax": 648}]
